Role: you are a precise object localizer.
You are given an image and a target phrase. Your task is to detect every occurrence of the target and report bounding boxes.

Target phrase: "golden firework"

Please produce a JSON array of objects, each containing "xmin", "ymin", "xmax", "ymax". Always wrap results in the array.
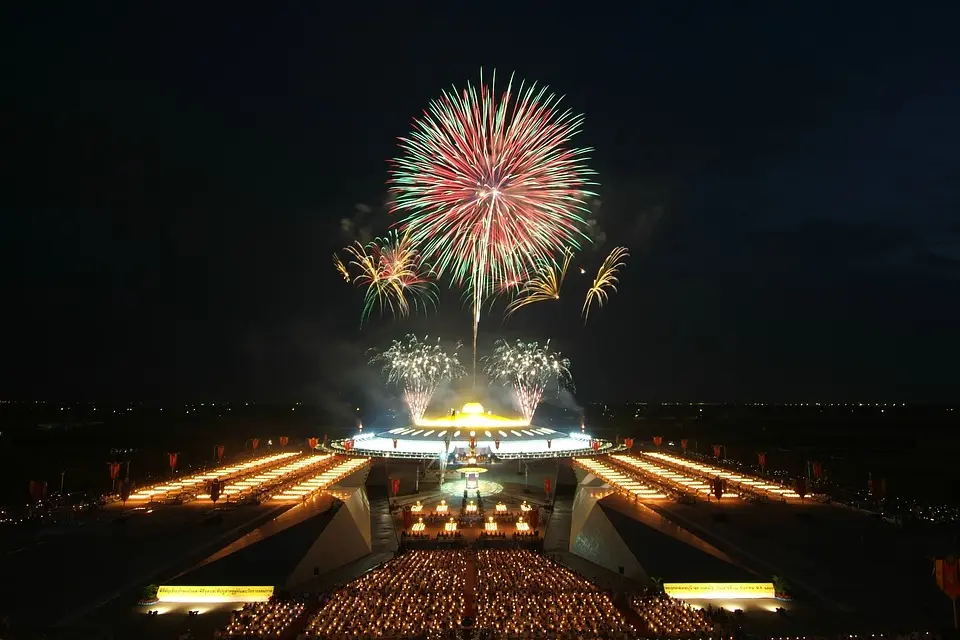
[
  {"xmin": 342, "ymin": 231, "xmax": 436, "ymax": 322},
  {"xmin": 583, "ymin": 246, "xmax": 629, "ymax": 323},
  {"xmin": 505, "ymin": 250, "xmax": 573, "ymax": 318},
  {"xmin": 333, "ymin": 253, "xmax": 351, "ymax": 282}
]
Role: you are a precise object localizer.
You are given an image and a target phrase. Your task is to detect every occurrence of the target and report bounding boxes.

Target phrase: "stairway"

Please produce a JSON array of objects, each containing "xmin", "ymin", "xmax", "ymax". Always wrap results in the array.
[{"xmin": 614, "ymin": 598, "xmax": 647, "ymax": 635}]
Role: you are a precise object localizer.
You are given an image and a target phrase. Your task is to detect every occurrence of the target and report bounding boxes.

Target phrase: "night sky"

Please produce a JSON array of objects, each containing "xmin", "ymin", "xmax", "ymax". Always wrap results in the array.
[{"xmin": 5, "ymin": 4, "xmax": 959, "ymax": 404}]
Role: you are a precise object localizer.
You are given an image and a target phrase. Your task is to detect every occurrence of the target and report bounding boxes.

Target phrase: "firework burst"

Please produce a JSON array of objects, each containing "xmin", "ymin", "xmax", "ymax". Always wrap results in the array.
[
  {"xmin": 505, "ymin": 250, "xmax": 573, "ymax": 318},
  {"xmin": 390, "ymin": 70, "xmax": 597, "ymax": 370},
  {"xmin": 333, "ymin": 254, "xmax": 350, "ymax": 282},
  {"xmin": 483, "ymin": 339, "xmax": 573, "ymax": 422},
  {"xmin": 371, "ymin": 335, "xmax": 465, "ymax": 421},
  {"xmin": 341, "ymin": 230, "xmax": 437, "ymax": 323},
  {"xmin": 583, "ymin": 246, "xmax": 629, "ymax": 323}
]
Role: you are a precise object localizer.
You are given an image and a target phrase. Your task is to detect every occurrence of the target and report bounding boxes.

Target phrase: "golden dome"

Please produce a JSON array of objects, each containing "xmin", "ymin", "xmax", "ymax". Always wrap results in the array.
[{"xmin": 461, "ymin": 402, "xmax": 485, "ymax": 415}]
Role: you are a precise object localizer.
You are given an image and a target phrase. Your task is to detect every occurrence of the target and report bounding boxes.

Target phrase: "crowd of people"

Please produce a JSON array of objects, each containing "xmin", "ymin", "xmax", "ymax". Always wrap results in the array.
[
  {"xmin": 629, "ymin": 595, "xmax": 712, "ymax": 637},
  {"xmin": 301, "ymin": 550, "xmax": 467, "ymax": 638},
  {"xmin": 473, "ymin": 549, "xmax": 633, "ymax": 639},
  {"xmin": 435, "ymin": 531, "xmax": 463, "ymax": 540},
  {"xmin": 400, "ymin": 531, "xmax": 430, "ymax": 540},
  {"xmin": 212, "ymin": 548, "xmax": 948, "ymax": 640},
  {"xmin": 217, "ymin": 600, "xmax": 307, "ymax": 638}
]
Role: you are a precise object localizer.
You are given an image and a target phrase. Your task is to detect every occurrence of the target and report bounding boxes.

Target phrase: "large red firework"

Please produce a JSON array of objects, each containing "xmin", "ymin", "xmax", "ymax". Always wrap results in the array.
[{"xmin": 389, "ymin": 70, "xmax": 597, "ymax": 362}]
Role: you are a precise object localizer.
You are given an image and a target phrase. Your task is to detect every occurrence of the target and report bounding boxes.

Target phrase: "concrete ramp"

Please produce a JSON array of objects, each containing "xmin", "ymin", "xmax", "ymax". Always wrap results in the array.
[
  {"xmin": 569, "ymin": 485, "xmax": 647, "ymax": 581},
  {"xmin": 286, "ymin": 487, "xmax": 372, "ymax": 588}
]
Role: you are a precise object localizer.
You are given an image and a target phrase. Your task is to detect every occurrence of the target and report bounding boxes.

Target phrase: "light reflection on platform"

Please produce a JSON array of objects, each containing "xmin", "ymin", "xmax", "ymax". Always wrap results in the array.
[{"xmin": 439, "ymin": 479, "xmax": 504, "ymax": 497}]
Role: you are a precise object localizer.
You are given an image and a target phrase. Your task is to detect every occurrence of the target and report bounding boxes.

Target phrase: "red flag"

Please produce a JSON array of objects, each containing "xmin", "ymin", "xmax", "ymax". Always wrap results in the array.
[
  {"xmin": 935, "ymin": 557, "xmax": 960, "ymax": 599},
  {"xmin": 393, "ymin": 439, "xmax": 398, "ymax": 449},
  {"xmin": 108, "ymin": 462, "xmax": 121, "ymax": 480},
  {"xmin": 307, "ymin": 437, "xmax": 318, "ymax": 450},
  {"xmin": 530, "ymin": 508, "xmax": 539, "ymax": 529},
  {"xmin": 391, "ymin": 478, "xmax": 400, "ymax": 495},
  {"xmin": 713, "ymin": 444, "xmax": 722, "ymax": 458},
  {"xmin": 251, "ymin": 438, "xmax": 260, "ymax": 450},
  {"xmin": 168, "ymin": 452, "xmax": 178, "ymax": 472},
  {"xmin": 469, "ymin": 436, "xmax": 477, "ymax": 449},
  {"xmin": 29, "ymin": 480, "xmax": 48, "ymax": 503},
  {"xmin": 279, "ymin": 436, "xmax": 289, "ymax": 447},
  {"xmin": 494, "ymin": 439, "xmax": 500, "ymax": 450},
  {"xmin": 812, "ymin": 461, "xmax": 823, "ymax": 480},
  {"xmin": 544, "ymin": 478, "xmax": 552, "ymax": 495},
  {"xmin": 344, "ymin": 439, "xmax": 354, "ymax": 452},
  {"xmin": 653, "ymin": 436, "xmax": 663, "ymax": 447},
  {"xmin": 681, "ymin": 438, "xmax": 688, "ymax": 452},
  {"xmin": 757, "ymin": 452, "xmax": 767, "ymax": 471},
  {"xmin": 624, "ymin": 437, "xmax": 634, "ymax": 449},
  {"xmin": 215, "ymin": 444, "xmax": 225, "ymax": 460},
  {"xmin": 591, "ymin": 440, "xmax": 599, "ymax": 451}
]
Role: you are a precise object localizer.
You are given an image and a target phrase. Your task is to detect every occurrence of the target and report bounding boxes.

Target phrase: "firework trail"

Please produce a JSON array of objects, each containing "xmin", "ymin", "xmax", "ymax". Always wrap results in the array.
[
  {"xmin": 505, "ymin": 250, "xmax": 573, "ymax": 318},
  {"xmin": 389, "ymin": 70, "xmax": 597, "ymax": 373},
  {"xmin": 483, "ymin": 339, "xmax": 573, "ymax": 422},
  {"xmin": 341, "ymin": 230, "xmax": 437, "ymax": 323},
  {"xmin": 333, "ymin": 254, "xmax": 350, "ymax": 282},
  {"xmin": 583, "ymin": 246, "xmax": 629, "ymax": 323},
  {"xmin": 371, "ymin": 335, "xmax": 465, "ymax": 421}
]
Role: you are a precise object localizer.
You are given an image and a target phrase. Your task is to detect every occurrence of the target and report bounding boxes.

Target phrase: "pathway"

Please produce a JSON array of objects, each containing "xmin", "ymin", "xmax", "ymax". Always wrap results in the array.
[{"xmin": 463, "ymin": 553, "xmax": 477, "ymax": 618}]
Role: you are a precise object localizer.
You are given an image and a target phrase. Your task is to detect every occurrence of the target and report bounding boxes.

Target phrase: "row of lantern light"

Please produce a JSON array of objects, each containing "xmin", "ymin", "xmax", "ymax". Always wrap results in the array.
[
  {"xmin": 574, "ymin": 458, "xmax": 667, "ymax": 500},
  {"xmin": 611, "ymin": 454, "xmax": 726, "ymax": 499},
  {"xmin": 271, "ymin": 457, "xmax": 370, "ymax": 501},
  {"xmin": 644, "ymin": 452, "xmax": 800, "ymax": 498},
  {"xmin": 195, "ymin": 454, "xmax": 334, "ymax": 500},
  {"xmin": 127, "ymin": 452, "xmax": 300, "ymax": 501}
]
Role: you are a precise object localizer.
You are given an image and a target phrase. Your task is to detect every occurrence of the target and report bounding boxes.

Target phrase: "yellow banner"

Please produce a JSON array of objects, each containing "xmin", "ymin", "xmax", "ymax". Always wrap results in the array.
[
  {"xmin": 156, "ymin": 585, "xmax": 274, "ymax": 603},
  {"xmin": 663, "ymin": 582, "xmax": 776, "ymax": 599}
]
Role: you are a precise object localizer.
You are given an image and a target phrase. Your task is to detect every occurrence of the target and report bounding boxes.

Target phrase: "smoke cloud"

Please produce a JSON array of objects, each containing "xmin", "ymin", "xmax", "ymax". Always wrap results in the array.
[{"xmin": 338, "ymin": 196, "xmax": 395, "ymax": 246}]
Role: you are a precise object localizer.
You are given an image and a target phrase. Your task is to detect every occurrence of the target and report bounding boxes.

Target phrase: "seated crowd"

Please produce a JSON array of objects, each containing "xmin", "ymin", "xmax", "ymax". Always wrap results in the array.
[
  {"xmin": 629, "ymin": 595, "xmax": 712, "ymax": 637},
  {"xmin": 473, "ymin": 549, "xmax": 634, "ymax": 639},
  {"xmin": 301, "ymin": 549, "xmax": 467, "ymax": 639},
  {"xmin": 217, "ymin": 600, "xmax": 307, "ymax": 638},
  {"xmin": 217, "ymin": 549, "xmax": 946, "ymax": 640},
  {"xmin": 400, "ymin": 531, "xmax": 430, "ymax": 540}
]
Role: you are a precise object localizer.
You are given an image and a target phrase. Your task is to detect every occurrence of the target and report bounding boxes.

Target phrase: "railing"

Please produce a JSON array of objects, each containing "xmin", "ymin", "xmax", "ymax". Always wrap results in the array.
[{"xmin": 323, "ymin": 440, "xmax": 624, "ymax": 460}]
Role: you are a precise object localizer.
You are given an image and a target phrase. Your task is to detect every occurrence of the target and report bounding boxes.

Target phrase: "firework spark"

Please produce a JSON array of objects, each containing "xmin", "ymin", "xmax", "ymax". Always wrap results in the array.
[
  {"xmin": 505, "ymin": 250, "xmax": 573, "ymax": 318},
  {"xmin": 483, "ymin": 339, "xmax": 573, "ymax": 422},
  {"xmin": 333, "ymin": 254, "xmax": 350, "ymax": 282},
  {"xmin": 342, "ymin": 231, "xmax": 437, "ymax": 323},
  {"xmin": 583, "ymin": 246, "xmax": 629, "ymax": 323},
  {"xmin": 389, "ymin": 70, "xmax": 597, "ymax": 370},
  {"xmin": 371, "ymin": 335, "xmax": 465, "ymax": 421}
]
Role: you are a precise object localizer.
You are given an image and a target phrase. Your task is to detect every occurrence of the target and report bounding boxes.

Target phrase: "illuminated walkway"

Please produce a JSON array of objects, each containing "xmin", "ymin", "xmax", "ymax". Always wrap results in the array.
[
  {"xmin": 127, "ymin": 452, "xmax": 300, "ymax": 502},
  {"xmin": 271, "ymin": 457, "xmax": 371, "ymax": 501},
  {"xmin": 195, "ymin": 454, "xmax": 337, "ymax": 501},
  {"xmin": 644, "ymin": 451, "xmax": 800, "ymax": 500},
  {"xmin": 573, "ymin": 458, "xmax": 666, "ymax": 500},
  {"xmin": 610, "ymin": 454, "xmax": 723, "ymax": 500}
]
